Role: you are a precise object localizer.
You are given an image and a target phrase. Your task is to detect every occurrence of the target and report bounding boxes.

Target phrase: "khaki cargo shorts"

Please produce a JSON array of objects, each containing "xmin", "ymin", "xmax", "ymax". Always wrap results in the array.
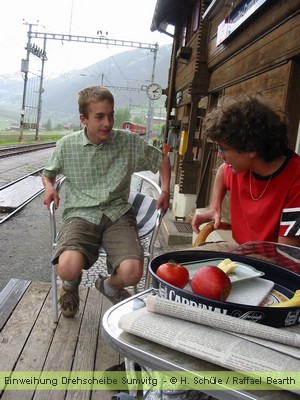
[{"xmin": 53, "ymin": 209, "xmax": 144, "ymax": 271}]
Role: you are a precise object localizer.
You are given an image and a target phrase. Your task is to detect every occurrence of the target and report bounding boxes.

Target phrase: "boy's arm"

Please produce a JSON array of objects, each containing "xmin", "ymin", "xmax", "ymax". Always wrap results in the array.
[
  {"xmin": 42, "ymin": 174, "xmax": 60, "ymax": 210},
  {"xmin": 192, "ymin": 163, "xmax": 227, "ymax": 233},
  {"xmin": 157, "ymin": 154, "xmax": 171, "ymax": 213}
]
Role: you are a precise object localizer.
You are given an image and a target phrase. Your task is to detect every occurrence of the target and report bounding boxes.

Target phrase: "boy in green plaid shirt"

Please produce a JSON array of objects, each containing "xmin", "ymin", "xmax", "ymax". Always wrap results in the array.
[{"xmin": 42, "ymin": 86, "xmax": 171, "ymax": 317}]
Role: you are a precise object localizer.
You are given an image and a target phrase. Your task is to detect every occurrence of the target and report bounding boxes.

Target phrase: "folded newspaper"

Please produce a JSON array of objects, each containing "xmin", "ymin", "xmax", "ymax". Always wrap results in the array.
[{"xmin": 118, "ymin": 294, "xmax": 300, "ymax": 374}]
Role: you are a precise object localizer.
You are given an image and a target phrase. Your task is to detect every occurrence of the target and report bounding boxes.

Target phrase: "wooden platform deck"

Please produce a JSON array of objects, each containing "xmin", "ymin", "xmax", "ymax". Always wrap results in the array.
[
  {"xmin": 0, "ymin": 176, "xmax": 44, "ymax": 211},
  {"xmin": 0, "ymin": 281, "xmax": 123, "ymax": 400}
]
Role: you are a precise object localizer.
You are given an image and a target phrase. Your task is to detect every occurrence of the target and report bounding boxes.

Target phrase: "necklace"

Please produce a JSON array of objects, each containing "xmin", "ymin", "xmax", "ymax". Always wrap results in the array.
[{"xmin": 249, "ymin": 171, "xmax": 273, "ymax": 201}]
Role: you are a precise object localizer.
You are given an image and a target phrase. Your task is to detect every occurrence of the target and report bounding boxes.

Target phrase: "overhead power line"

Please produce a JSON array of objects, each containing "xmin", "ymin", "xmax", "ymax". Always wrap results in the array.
[
  {"xmin": 20, "ymin": 27, "xmax": 159, "ymax": 141},
  {"xmin": 29, "ymin": 31, "xmax": 158, "ymax": 52}
]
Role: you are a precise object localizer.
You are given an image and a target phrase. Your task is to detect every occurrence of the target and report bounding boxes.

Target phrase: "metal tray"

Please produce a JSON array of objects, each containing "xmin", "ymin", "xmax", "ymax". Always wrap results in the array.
[{"xmin": 149, "ymin": 250, "xmax": 300, "ymax": 328}]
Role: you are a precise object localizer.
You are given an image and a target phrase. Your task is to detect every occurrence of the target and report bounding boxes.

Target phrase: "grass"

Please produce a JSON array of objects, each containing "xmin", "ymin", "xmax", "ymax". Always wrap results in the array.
[
  {"xmin": 0, "ymin": 130, "xmax": 165, "ymax": 147},
  {"xmin": 0, "ymin": 131, "xmax": 67, "ymax": 146}
]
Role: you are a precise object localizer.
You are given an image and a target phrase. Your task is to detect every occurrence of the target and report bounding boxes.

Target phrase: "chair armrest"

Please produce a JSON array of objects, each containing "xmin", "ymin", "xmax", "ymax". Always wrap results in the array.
[
  {"xmin": 132, "ymin": 172, "xmax": 162, "ymax": 196},
  {"xmin": 49, "ymin": 201, "xmax": 57, "ymax": 246},
  {"xmin": 192, "ymin": 221, "xmax": 232, "ymax": 247},
  {"xmin": 49, "ymin": 176, "xmax": 65, "ymax": 246},
  {"xmin": 55, "ymin": 176, "xmax": 66, "ymax": 194}
]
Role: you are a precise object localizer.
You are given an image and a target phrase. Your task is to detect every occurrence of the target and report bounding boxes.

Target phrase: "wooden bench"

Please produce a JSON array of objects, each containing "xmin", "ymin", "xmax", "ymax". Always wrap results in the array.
[{"xmin": 0, "ymin": 278, "xmax": 31, "ymax": 331}]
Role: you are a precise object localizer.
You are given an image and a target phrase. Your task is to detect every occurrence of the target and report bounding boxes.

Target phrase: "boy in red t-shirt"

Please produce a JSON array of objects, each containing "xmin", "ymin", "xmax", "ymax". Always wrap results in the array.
[{"xmin": 192, "ymin": 95, "xmax": 300, "ymax": 247}]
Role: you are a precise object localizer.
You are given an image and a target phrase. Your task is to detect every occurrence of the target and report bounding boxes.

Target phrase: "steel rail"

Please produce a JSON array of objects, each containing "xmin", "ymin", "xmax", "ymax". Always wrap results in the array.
[{"xmin": 0, "ymin": 142, "xmax": 56, "ymax": 158}]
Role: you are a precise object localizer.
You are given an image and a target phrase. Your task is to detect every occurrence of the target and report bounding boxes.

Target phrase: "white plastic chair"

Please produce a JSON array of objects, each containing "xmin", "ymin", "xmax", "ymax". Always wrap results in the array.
[{"xmin": 50, "ymin": 172, "xmax": 163, "ymax": 323}]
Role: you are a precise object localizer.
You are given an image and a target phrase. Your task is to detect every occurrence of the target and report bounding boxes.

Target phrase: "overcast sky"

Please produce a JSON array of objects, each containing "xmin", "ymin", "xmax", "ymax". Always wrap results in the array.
[{"xmin": 0, "ymin": 0, "xmax": 172, "ymax": 77}]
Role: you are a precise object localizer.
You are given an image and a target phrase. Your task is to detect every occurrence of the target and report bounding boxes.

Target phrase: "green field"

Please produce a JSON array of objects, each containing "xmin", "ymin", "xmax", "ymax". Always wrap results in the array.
[
  {"xmin": 0, "ymin": 130, "xmax": 164, "ymax": 148},
  {"xmin": 0, "ymin": 131, "xmax": 67, "ymax": 146}
]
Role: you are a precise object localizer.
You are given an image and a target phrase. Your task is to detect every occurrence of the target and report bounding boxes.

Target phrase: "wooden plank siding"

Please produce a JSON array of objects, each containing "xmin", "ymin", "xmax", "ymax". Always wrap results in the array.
[
  {"xmin": 208, "ymin": 13, "xmax": 300, "ymax": 93},
  {"xmin": 207, "ymin": 0, "xmax": 300, "ymax": 71},
  {"xmin": 222, "ymin": 62, "xmax": 292, "ymax": 107},
  {"xmin": 0, "ymin": 282, "xmax": 123, "ymax": 400}
]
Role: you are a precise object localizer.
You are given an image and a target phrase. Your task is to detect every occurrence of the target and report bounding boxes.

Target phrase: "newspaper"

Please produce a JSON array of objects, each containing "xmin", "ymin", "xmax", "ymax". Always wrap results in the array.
[
  {"xmin": 118, "ymin": 295, "xmax": 300, "ymax": 373},
  {"xmin": 145, "ymin": 295, "xmax": 300, "ymax": 350}
]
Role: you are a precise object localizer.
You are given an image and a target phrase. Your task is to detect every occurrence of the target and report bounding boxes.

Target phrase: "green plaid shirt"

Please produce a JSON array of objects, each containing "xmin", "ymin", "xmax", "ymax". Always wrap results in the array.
[{"xmin": 43, "ymin": 128, "xmax": 162, "ymax": 224}]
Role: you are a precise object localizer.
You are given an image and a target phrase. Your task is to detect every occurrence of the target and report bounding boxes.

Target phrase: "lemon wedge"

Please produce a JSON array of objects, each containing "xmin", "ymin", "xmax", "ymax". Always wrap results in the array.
[{"xmin": 218, "ymin": 258, "xmax": 238, "ymax": 274}]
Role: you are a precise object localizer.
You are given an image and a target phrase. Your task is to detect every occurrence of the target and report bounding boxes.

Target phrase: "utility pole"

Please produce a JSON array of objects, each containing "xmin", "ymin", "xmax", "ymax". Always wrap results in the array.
[
  {"xmin": 146, "ymin": 44, "xmax": 158, "ymax": 140},
  {"xmin": 35, "ymin": 36, "xmax": 47, "ymax": 140},
  {"xmin": 19, "ymin": 21, "xmax": 38, "ymax": 141},
  {"xmin": 19, "ymin": 21, "xmax": 48, "ymax": 141}
]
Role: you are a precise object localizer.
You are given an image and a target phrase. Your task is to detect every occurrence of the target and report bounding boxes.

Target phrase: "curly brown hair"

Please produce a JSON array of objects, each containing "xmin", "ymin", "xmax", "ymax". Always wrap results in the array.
[
  {"xmin": 78, "ymin": 86, "xmax": 114, "ymax": 118},
  {"xmin": 205, "ymin": 95, "xmax": 289, "ymax": 162}
]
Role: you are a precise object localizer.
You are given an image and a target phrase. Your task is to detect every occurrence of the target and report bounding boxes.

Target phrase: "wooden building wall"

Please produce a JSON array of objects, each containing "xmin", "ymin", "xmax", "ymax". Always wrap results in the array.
[
  {"xmin": 197, "ymin": 0, "xmax": 300, "ymax": 208},
  {"xmin": 155, "ymin": 0, "xmax": 300, "ymax": 207},
  {"xmin": 207, "ymin": 0, "xmax": 300, "ymax": 148}
]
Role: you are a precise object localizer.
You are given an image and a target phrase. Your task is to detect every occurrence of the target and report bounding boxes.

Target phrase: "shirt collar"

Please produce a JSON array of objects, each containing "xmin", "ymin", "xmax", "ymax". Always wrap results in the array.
[
  {"xmin": 81, "ymin": 128, "xmax": 117, "ymax": 148},
  {"xmin": 82, "ymin": 128, "xmax": 91, "ymax": 146}
]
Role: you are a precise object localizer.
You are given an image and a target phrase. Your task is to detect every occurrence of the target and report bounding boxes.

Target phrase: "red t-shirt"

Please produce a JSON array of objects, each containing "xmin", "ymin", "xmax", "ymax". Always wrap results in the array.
[{"xmin": 223, "ymin": 152, "xmax": 300, "ymax": 244}]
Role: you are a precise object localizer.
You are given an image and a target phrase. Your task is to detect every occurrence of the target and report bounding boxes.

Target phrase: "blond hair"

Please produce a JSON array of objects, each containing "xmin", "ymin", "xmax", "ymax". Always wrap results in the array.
[{"xmin": 78, "ymin": 86, "xmax": 114, "ymax": 117}]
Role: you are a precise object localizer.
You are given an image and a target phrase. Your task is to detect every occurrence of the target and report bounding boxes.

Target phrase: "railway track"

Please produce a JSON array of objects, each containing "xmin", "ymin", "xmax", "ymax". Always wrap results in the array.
[
  {"xmin": 0, "ymin": 144, "xmax": 60, "ymax": 223},
  {"xmin": 0, "ymin": 168, "xmax": 63, "ymax": 224},
  {"xmin": 0, "ymin": 142, "xmax": 56, "ymax": 158},
  {"xmin": 0, "ymin": 168, "xmax": 45, "ymax": 224}
]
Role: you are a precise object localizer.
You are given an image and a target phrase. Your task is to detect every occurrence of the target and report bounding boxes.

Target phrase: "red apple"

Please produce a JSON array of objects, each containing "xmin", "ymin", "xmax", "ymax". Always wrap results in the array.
[{"xmin": 191, "ymin": 265, "xmax": 232, "ymax": 301}]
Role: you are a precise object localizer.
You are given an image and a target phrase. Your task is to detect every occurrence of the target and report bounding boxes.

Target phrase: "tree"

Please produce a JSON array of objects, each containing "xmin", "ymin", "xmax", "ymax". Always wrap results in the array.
[
  {"xmin": 133, "ymin": 116, "xmax": 144, "ymax": 125},
  {"xmin": 54, "ymin": 123, "xmax": 64, "ymax": 131},
  {"xmin": 114, "ymin": 108, "xmax": 131, "ymax": 128},
  {"xmin": 45, "ymin": 118, "xmax": 52, "ymax": 131}
]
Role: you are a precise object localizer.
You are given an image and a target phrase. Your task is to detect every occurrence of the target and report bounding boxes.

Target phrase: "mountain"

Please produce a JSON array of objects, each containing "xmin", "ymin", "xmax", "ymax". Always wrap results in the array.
[{"xmin": 0, "ymin": 44, "xmax": 172, "ymax": 125}]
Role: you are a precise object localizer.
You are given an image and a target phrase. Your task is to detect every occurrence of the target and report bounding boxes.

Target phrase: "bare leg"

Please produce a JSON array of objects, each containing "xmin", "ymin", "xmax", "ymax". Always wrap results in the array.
[
  {"xmin": 57, "ymin": 249, "xmax": 86, "ymax": 281},
  {"xmin": 57, "ymin": 250, "xmax": 86, "ymax": 317},
  {"xmin": 107, "ymin": 259, "xmax": 143, "ymax": 290}
]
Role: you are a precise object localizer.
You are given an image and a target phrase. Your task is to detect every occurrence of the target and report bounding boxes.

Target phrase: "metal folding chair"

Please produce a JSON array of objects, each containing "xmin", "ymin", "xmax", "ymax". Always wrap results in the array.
[{"xmin": 50, "ymin": 172, "xmax": 163, "ymax": 323}]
